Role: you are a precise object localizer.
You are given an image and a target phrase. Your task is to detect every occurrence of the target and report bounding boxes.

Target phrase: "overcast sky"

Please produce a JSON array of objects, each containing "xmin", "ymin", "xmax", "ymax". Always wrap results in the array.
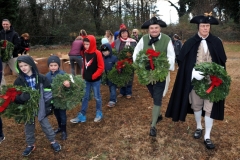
[{"xmin": 156, "ymin": 0, "xmax": 179, "ymax": 24}]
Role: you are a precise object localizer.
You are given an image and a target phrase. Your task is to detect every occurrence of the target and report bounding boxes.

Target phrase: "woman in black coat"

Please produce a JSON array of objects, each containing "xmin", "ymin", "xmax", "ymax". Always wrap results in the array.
[{"xmin": 19, "ymin": 33, "xmax": 30, "ymax": 55}]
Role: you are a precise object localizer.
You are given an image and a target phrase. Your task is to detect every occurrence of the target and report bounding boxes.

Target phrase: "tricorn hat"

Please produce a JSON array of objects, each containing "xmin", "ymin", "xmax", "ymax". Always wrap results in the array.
[
  {"xmin": 190, "ymin": 12, "xmax": 219, "ymax": 25},
  {"xmin": 141, "ymin": 17, "xmax": 167, "ymax": 29}
]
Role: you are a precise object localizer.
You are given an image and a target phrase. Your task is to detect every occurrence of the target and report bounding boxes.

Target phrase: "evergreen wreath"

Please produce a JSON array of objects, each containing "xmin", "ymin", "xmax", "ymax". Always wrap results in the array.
[
  {"xmin": 107, "ymin": 60, "xmax": 134, "ymax": 87},
  {"xmin": 101, "ymin": 71, "xmax": 107, "ymax": 85},
  {"xmin": 112, "ymin": 48, "xmax": 118, "ymax": 57},
  {"xmin": 51, "ymin": 74, "xmax": 85, "ymax": 110},
  {"xmin": 0, "ymin": 40, "xmax": 14, "ymax": 62},
  {"xmin": 133, "ymin": 49, "xmax": 170, "ymax": 85},
  {"xmin": 118, "ymin": 45, "xmax": 134, "ymax": 60},
  {"xmin": 0, "ymin": 85, "xmax": 40, "ymax": 124},
  {"xmin": 192, "ymin": 62, "xmax": 231, "ymax": 102}
]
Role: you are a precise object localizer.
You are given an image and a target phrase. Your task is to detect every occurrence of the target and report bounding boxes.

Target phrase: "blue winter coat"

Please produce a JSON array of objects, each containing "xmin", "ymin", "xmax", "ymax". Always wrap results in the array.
[
  {"xmin": 102, "ymin": 43, "xmax": 118, "ymax": 72},
  {"xmin": 101, "ymin": 43, "xmax": 118, "ymax": 85}
]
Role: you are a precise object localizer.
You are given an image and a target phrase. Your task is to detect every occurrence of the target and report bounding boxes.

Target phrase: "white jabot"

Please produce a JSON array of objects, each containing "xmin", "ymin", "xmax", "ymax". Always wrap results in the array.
[
  {"xmin": 201, "ymin": 39, "xmax": 208, "ymax": 53},
  {"xmin": 198, "ymin": 32, "xmax": 209, "ymax": 54}
]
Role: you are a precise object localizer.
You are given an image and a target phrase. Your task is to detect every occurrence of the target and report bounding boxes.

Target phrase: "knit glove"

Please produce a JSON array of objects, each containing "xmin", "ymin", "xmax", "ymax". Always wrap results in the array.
[{"xmin": 14, "ymin": 92, "xmax": 30, "ymax": 104}]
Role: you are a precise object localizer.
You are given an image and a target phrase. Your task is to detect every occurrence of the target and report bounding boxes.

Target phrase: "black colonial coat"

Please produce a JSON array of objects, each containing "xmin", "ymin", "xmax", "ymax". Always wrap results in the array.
[{"xmin": 165, "ymin": 33, "xmax": 227, "ymax": 121}]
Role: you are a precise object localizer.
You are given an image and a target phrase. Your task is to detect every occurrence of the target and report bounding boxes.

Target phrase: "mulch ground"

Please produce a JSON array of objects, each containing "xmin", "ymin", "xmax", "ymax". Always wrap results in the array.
[{"xmin": 0, "ymin": 50, "xmax": 239, "ymax": 160}]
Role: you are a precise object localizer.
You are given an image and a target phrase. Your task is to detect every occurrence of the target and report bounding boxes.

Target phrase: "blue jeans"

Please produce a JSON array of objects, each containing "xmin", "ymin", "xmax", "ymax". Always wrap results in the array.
[
  {"xmin": 69, "ymin": 56, "xmax": 83, "ymax": 75},
  {"xmin": 120, "ymin": 85, "xmax": 132, "ymax": 96},
  {"xmin": 109, "ymin": 84, "xmax": 117, "ymax": 103},
  {"xmin": 54, "ymin": 108, "xmax": 67, "ymax": 126},
  {"xmin": 0, "ymin": 117, "xmax": 3, "ymax": 136},
  {"xmin": 80, "ymin": 80, "xmax": 102, "ymax": 115}
]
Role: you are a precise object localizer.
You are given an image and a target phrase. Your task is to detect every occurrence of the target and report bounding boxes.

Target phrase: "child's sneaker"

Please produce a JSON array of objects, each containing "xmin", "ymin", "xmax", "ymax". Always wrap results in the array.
[
  {"xmin": 22, "ymin": 145, "xmax": 35, "ymax": 156},
  {"xmin": 107, "ymin": 101, "xmax": 115, "ymax": 108},
  {"xmin": 70, "ymin": 112, "xmax": 86, "ymax": 123},
  {"xmin": 94, "ymin": 110, "xmax": 103, "ymax": 122},
  {"xmin": 0, "ymin": 136, "xmax": 5, "ymax": 144},
  {"xmin": 51, "ymin": 141, "xmax": 61, "ymax": 152}
]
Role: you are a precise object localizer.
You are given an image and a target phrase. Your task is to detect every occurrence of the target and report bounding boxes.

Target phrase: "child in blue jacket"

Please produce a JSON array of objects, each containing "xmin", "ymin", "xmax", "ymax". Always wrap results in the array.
[
  {"xmin": 46, "ymin": 55, "xmax": 70, "ymax": 140},
  {"xmin": 100, "ymin": 43, "xmax": 118, "ymax": 107}
]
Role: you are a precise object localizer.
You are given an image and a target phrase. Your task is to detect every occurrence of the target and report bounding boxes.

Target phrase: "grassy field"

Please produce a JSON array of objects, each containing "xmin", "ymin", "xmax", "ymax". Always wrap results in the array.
[{"xmin": 0, "ymin": 42, "xmax": 240, "ymax": 160}]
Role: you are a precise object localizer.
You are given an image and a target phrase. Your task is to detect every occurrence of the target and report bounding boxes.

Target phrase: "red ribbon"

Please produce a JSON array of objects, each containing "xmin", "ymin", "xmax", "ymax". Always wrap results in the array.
[
  {"xmin": 2, "ymin": 40, "xmax": 7, "ymax": 48},
  {"xmin": 206, "ymin": 75, "xmax": 223, "ymax": 94},
  {"xmin": 146, "ymin": 49, "xmax": 160, "ymax": 70},
  {"xmin": 0, "ymin": 88, "xmax": 22, "ymax": 112},
  {"xmin": 115, "ymin": 58, "xmax": 133, "ymax": 74},
  {"xmin": 116, "ymin": 61, "xmax": 125, "ymax": 73},
  {"xmin": 123, "ymin": 58, "xmax": 133, "ymax": 64}
]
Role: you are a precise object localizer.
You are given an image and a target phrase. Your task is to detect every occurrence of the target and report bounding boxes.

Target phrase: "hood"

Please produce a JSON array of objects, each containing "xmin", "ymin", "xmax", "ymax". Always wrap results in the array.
[
  {"xmin": 85, "ymin": 35, "xmax": 97, "ymax": 53},
  {"xmin": 15, "ymin": 55, "xmax": 39, "ymax": 75},
  {"xmin": 101, "ymin": 43, "xmax": 113, "ymax": 57}
]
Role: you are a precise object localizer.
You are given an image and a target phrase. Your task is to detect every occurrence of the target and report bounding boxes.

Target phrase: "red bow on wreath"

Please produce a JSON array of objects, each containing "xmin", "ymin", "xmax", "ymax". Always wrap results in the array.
[
  {"xmin": 0, "ymin": 88, "xmax": 22, "ymax": 112},
  {"xmin": 146, "ymin": 49, "xmax": 160, "ymax": 70},
  {"xmin": 2, "ymin": 40, "xmax": 7, "ymax": 48},
  {"xmin": 123, "ymin": 58, "xmax": 133, "ymax": 64},
  {"xmin": 116, "ymin": 60, "xmax": 125, "ymax": 73},
  {"xmin": 206, "ymin": 75, "xmax": 223, "ymax": 94}
]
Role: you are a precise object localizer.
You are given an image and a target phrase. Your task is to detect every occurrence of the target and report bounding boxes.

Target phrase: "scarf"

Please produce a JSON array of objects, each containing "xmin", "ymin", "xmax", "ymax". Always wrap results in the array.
[
  {"xmin": 148, "ymin": 34, "xmax": 160, "ymax": 45},
  {"xmin": 120, "ymin": 37, "xmax": 136, "ymax": 46}
]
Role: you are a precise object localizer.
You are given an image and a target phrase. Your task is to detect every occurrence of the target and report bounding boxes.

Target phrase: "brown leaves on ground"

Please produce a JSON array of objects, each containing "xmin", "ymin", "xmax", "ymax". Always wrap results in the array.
[{"xmin": 0, "ymin": 49, "xmax": 240, "ymax": 160}]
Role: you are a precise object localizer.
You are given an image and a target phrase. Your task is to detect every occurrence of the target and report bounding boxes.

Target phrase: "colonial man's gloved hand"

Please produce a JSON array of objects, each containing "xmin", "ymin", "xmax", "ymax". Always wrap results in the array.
[{"xmin": 191, "ymin": 68, "xmax": 204, "ymax": 81}]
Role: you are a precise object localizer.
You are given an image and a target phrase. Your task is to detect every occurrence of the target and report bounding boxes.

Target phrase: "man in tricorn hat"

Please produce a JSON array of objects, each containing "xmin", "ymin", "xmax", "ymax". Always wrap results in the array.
[
  {"xmin": 133, "ymin": 17, "xmax": 175, "ymax": 137},
  {"xmin": 165, "ymin": 12, "xmax": 227, "ymax": 149}
]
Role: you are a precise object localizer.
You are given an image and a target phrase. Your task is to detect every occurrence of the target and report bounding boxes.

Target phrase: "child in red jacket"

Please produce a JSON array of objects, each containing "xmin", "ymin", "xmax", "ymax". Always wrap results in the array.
[{"xmin": 70, "ymin": 35, "xmax": 104, "ymax": 123}]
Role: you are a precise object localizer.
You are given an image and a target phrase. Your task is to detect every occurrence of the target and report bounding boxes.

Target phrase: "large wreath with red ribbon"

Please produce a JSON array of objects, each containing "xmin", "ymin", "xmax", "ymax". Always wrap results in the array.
[
  {"xmin": 192, "ymin": 62, "xmax": 231, "ymax": 102},
  {"xmin": 0, "ymin": 40, "xmax": 14, "ymax": 62},
  {"xmin": 118, "ymin": 46, "xmax": 134, "ymax": 60},
  {"xmin": 107, "ymin": 59, "xmax": 134, "ymax": 87},
  {"xmin": 133, "ymin": 49, "xmax": 170, "ymax": 85},
  {"xmin": 0, "ymin": 85, "xmax": 40, "ymax": 123}
]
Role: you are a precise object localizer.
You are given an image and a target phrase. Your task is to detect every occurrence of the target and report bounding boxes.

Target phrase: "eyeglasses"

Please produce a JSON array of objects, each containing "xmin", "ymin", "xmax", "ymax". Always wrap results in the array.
[{"xmin": 133, "ymin": 32, "xmax": 136, "ymax": 34}]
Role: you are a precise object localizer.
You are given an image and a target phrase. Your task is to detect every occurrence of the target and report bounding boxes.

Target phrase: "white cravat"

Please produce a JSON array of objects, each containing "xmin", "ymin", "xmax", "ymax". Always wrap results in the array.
[
  {"xmin": 198, "ymin": 32, "xmax": 209, "ymax": 54},
  {"xmin": 201, "ymin": 39, "xmax": 208, "ymax": 54}
]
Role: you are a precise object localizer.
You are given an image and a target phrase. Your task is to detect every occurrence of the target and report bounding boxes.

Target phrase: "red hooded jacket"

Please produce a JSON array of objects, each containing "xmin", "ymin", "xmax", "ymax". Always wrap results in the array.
[{"xmin": 82, "ymin": 35, "xmax": 104, "ymax": 82}]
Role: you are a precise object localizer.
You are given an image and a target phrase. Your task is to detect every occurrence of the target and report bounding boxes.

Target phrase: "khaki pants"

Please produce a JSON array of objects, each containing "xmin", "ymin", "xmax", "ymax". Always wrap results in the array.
[
  {"xmin": 189, "ymin": 89, "xmax": 213, "ymax": 117},
  {"xmin": 1, "ymin": 57, "xmax": 18, "ymax": 85}
]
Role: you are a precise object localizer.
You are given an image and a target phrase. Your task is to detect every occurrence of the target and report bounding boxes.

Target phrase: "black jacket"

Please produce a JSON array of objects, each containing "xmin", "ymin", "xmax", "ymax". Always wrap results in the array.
[
  {"xmin": 14, "ymin": 56, "xmax": 53, "ymax": 121},
  {"xmin": 165, "ymin": 33, "xmax": 227, "ymax": 121},
  {"xmin": 19, "ymin": 37, "xmax": 30, "ymax": 55},
  {"xmin": 0, "ymin": 26, "xmax": 20, "ymax": 57},
  {"xmin": 173, "ymin": 39, "xmax": 182, "ymax": 56}
]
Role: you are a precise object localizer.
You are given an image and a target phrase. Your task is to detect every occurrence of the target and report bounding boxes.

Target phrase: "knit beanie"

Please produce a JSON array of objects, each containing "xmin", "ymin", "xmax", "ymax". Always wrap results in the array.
[
  {"xmin": 101, "ymin": 38, "xmax": 109, "ymax": 44},
  {"xmin": 47, "ymin": 55, "xmax": 60, "ymax": 67},
  {"xmin": 100, "ymin": 44, "xmax": 110, "ymax": 52}
]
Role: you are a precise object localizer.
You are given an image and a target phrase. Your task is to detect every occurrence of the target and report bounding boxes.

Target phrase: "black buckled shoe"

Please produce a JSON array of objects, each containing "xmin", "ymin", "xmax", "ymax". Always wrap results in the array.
[
  {"xmin": 204, "ymin": 139, "xmax": 215, "ymax": 149},
  {"xmin": 54, "ymin": 128, "xmax": 62, "ymax": 134},
  {"xmin": 194, "ymin": 129, "xmax": 202, "ymax": 139},
  {"xmin": 156, "ymin": 115, "xmax": 163, "ymax": 124},
  {"xmin": 149, "ymin": 127, "xmax": 157, "ymax": 137}
]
